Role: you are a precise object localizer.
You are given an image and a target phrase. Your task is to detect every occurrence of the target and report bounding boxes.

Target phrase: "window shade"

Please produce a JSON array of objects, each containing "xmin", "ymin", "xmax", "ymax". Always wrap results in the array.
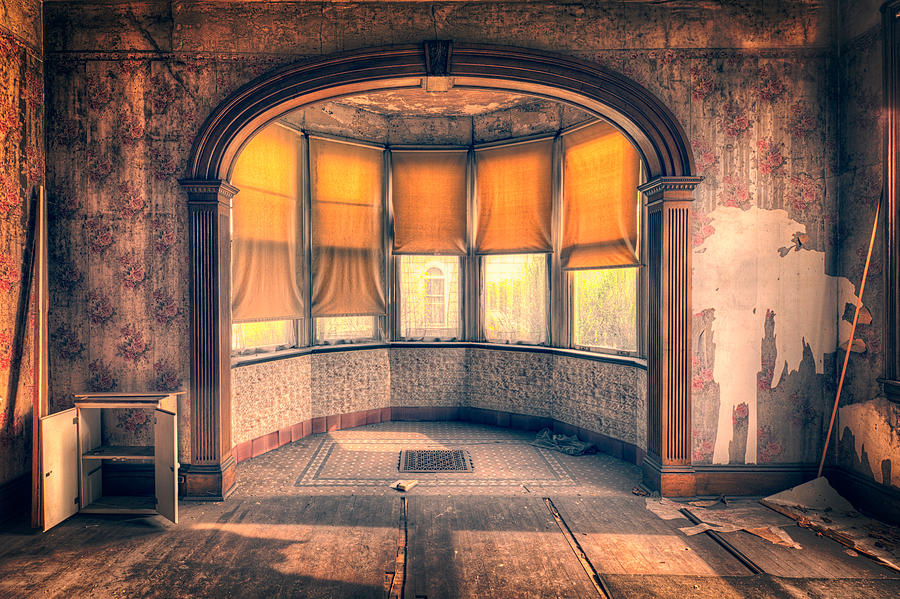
[
  {"xmin": 475, "ymin": 138, "xmax": 553, "ymax": 254},
  {"xmin": 231, "ymin": 125, "xmax": 304, "ymax": 323},
  {"xmin": 561, "ymin": 122, "xmax": 641, "ymax": 269},
  {"xmin": 391, "ymin": 150, "xmax": 468, "ymax": 255},
  {"xmin": 309, "ymin": 137, "xmax": 386, "ymax": 316}
]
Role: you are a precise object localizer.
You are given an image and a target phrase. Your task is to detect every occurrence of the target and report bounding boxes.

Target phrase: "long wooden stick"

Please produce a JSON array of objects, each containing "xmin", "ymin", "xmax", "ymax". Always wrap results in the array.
[
  {"xmin": 817, "ymin": 198, "xmax": 881, "ymax": 478},
  {"xmin": 30, "ymin": 186, "xmax": 48, "ymax": 529}
]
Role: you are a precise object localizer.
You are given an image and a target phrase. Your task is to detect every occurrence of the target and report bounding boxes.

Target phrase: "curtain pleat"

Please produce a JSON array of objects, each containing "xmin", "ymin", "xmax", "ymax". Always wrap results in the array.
[
  {"xmin": 231, "ymin": 125, "xmax": 304, "ymax": 323},
  {"xmin": 475, "ymin": 138, "xmax": 553, "ymax": 254},
  {"xmin": 391, "ymin": 150, "xmax": 468, "ymax": 255},
  {"xmin": 561, "ymin": 122, "xmax": 641, "ymax": 269},
  {"xmin": 309, "ymin": 137, "xmax": 385, "ymax": 316}
]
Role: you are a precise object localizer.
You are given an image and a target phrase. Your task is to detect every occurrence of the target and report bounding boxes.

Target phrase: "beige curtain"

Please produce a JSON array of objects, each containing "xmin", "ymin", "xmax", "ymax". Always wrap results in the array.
[
  {"xmin": 561, "ymin": 121, "xmax": 641, "ymax": 269},
  {"xmin": 475, "ymin": 138, "xmax": 553, "ymax": 254},
  {"xmin": 231, "ymin": 125, "xmax": 304, "ymax": 323},
  {"xmin": 309, "ymin": 137, "xmax": 385, "ymax": 316},
  {"xmin": 391, "ymin": 150, "xmax": 468, "ymax": 255}
]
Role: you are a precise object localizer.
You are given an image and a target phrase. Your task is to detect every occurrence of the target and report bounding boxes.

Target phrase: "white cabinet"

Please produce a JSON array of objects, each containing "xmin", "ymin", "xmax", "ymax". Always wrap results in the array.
[{"xmin": 40, "ymin": 392, "xmax": 181, "ymax": 531}]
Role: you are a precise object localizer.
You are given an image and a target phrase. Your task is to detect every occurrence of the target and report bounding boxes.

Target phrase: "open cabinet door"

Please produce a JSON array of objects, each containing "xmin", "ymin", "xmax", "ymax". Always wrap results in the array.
[
  {"xmin": 41, "ymin": 408, "xmax": 78, "ymax": 531},
  {"xmin": 154, "ymin": 409, "xmax": 178, "ymax": 524}
]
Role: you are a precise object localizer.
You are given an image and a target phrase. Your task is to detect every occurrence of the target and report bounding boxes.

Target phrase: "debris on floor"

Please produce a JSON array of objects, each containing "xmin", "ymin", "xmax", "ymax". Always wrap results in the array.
[
  {"xmin": 645, "ymin": 497, "xmax": 802, "ymax": 549},
  {"xmin": 631, "ymin": 486, "xmax": 651, "ymax": 497},
  {"xmin": 390, "ymin": 480, "xmax": 418, "ymax": 492},
  {"xmin": 689, "ymin": 495, "xmax": 728, "ymax": 508},
  {"xmin": 645, "ymin": 497, "xmax": 686, "ymax": 520},
  {"xmin": 761, "ymin": 477, "xmax": 900, "ymax": 572},
  {"xmin": 531, "ymin": 429, "xmax": 596, "ymax": 456}
]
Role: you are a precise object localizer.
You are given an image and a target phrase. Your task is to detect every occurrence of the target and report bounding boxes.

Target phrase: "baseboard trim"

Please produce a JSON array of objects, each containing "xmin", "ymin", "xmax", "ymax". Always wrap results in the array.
[
  {"xmin": 0, "ymin": 472, "xmax": 30, "ymax": 526},
  {"xmin": 825, "ymin": 466, "xmax": 900, "ymax": 525},
  {"xmin": 693, "ymin": 463, "xmax": 818, "ymax": 497},
  {"xmin": 232, "ymin": 406, "xmax": 646, "ymax": 467}
]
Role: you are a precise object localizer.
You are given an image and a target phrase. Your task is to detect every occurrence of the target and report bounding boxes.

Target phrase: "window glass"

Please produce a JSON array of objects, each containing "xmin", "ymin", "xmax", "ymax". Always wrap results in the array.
[
  {"xmin": 232, "ymin": 320, "xmax": 298, "ymax": 354},
  {"xmin": 572, "ymin": 267, "xmax": 638, "ymax": 351},
  {"xmin": 315, "ymin": 316, "xmax": 377, "ymax": 344},
  {"xmin": 398, "ymin": 255, "xmax": 461, "ymax": 339},
  {"xmin": 482, "ymin": 254, "xmax": 547, "ymax": 344}
]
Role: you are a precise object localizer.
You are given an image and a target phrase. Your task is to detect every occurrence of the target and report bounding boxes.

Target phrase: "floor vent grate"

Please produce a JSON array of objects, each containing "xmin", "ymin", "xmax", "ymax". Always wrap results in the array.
[{"xmin": 398, "ymin": 449, "xmax": 473, "ymax": 473}]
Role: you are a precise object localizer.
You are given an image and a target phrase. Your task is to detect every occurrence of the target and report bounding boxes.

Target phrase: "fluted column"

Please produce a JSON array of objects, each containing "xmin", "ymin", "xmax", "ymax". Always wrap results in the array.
[
  {"xmin": 180, "ymin": 179, "xmax": 239, "ymax": 500},
  {"xmin": 640, "ymin": 177, "xmax": 702, "ymax": 496}
]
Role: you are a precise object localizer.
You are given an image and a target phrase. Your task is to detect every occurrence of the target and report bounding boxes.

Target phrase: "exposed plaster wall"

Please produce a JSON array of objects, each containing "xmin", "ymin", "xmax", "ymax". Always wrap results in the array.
[
  {"xmin": 0, "ymin": 0, "xmax": 44, "ymax": 488},
  {"xmin": 838, "ymin": 397, "xmax": 900, "ymax": 487},
  {"xmin": 693, "ymin": 206, "xmax": 851, "ymax": 464}
]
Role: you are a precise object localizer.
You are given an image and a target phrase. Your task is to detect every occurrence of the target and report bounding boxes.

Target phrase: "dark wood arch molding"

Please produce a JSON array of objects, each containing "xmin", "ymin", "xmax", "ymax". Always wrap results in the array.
[{"xmin": 180, "ymin": 42, "xmax": 701, "ymax": 500}]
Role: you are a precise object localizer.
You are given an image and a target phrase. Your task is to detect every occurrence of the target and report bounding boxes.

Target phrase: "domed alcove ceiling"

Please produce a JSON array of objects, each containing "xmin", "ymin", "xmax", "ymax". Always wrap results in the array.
[{"xmin": 277, "ymin": 87, "xmax": 595, "ymax": 146}]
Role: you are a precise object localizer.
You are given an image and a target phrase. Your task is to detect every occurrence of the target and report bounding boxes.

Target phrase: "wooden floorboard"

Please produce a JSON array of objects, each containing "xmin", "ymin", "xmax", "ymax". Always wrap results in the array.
[
  {"xmin": 718, "ymin": 523, "xmax": 898, "ymax": 580},
  {"xmin": 406, "ymin": 495, "xmax": 598, "ymax": 598},
  {"xmin": 1, "ymin": 423, "xmax": 898, "ymax": 598},
  {"xmin": 552, "ymin": 495, "xmax": 750, "ymax": 577}
]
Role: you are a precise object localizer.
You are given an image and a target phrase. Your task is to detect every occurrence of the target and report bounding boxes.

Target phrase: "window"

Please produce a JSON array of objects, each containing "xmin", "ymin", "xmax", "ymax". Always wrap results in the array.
[
  {"xmin": 425, "ymin": 268, "xmax": 446, "ymax": 326},
  {"xmin": 398, "ymin": 255, "xmax": 461, "ymax": 339},
  {"xmin": 230, "ymin": 124, "xmax": 304, "ymax": 354},
  {"xmin": 482, "ymin": 254, "xmax": 548, "ymax": 344},
  {"xmin": 572, "ymin": 267, "xmax": 638, "ymax": 352},
  {"xmin": 232, "ymin": 320, "xmax": 298, "ymax": 354},
  {"xmin": 229, "ymin": 116, "xmax": 643, "ymax": 358},
  {"xmin": 314, "ymin": 316, "xmax": 378, "ymax": 344}
]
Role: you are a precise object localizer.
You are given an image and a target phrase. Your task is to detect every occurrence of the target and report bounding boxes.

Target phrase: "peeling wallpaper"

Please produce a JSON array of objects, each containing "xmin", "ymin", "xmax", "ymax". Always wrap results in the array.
[
  {"xmin": 693, "ymin": 206, "xmax": 849, "ymax": 464},
  {"xmin": 0, "ymin": 3, "xmax": 43, "ymax": 489},
  {"xmin": 834, "ymin": 1, "xmax": 898, "ymax": 489},
  {"xmin": 30, "ymin": 0, "xmax": 892, "ymax": 484}
]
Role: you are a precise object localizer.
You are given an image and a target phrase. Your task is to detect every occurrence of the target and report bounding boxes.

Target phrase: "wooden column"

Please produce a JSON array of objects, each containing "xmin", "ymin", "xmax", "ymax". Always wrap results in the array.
[
  {"xmin": 179, "ymin": 179, "xmax": 238, "ymax": 500},
  {"xmin": 639, "ymin": 177, "xmax": 702, "ymax": 496},
  {"xmin": 883, "ymin": 1, "xmax": 900, "ymax": 402}
]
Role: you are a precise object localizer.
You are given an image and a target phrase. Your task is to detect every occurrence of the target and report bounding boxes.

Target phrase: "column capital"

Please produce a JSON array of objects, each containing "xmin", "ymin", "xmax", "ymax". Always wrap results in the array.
[
  {"xmin": 179, "ymin": 179, "xmax": 239, "ymax": 205},
  {"xmin": 638, "ymin": 176, "xmax": 703, "ymax": 199}
]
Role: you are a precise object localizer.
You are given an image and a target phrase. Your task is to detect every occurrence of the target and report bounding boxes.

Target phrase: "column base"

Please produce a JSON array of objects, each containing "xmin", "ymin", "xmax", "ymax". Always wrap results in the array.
[
  {"xmin": 643, "ymin": 456, "xmax": 696, "ymax": 497},
  {"xmin": 881, "ymin": 378, "xmax": 900, "ymax": 402},
  {"xmin": 180, "ymin": 455, "xmax": 237, "ymax": 501}
]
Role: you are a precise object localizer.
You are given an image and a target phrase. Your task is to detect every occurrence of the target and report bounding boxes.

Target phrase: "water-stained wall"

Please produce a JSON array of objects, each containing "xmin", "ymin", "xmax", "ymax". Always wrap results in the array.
[
  {"xmin": 0, "ymin": 0, "xmax": 43, "ymax": 490},
  {"xmin": 41, "ymin": 1, "xmax": 849, "ymax": 475},
  {"xmin": 834, "ymin": 0, "xmax": 900, "ymax": 491}
]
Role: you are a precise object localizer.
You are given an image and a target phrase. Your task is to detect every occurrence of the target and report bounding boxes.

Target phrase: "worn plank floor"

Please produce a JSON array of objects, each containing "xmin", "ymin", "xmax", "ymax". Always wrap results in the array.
[{"xmin": 1, "ymin": 422, "xmax": 898, "ymax": 598}]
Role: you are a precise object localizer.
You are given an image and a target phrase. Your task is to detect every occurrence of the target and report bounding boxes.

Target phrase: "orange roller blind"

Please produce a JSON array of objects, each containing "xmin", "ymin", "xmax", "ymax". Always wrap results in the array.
[
  {"xmin": 309, "ymin": 137, "xmax": 385, "ymax": 316},
  {"xmin": 391, "ymin": 150, "xmax": 468, "ymax": 255},
  {"xmin": 561, "ymin": 122, "xmax": 641, "ymax": 269},
  {"xmin": 475, "ymin": 138, "xmax": 553, "ymax": 254},
  {"xmin": 231, "ymin": 125, "xmax": 304, "ymax": 323}
]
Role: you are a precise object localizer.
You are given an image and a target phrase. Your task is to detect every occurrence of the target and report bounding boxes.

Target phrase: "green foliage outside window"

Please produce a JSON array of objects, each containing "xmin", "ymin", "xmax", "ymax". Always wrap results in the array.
[
  {"xmin": 483, "ymin": 254, "xmax": 547, "ymax": 344},
  {"xmin": 573, "ymin": 267, "xmax": 637, "ymax": 351}
]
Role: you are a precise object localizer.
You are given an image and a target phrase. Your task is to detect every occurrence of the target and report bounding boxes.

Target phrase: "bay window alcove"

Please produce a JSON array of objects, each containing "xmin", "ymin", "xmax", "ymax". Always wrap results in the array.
[
  {"xmin": 179, "ymin": 44, "xmax": 700, "ymax": 500},
  {"xmin": 228, "ymin": 107, "xmax": 643, "ymax": 355}
]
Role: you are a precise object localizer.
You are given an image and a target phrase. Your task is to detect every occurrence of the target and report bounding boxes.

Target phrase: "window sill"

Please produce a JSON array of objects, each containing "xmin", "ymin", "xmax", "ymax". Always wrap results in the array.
[{"xmin": 232, "ymin": 341, "xmax": 647, "ymax": 369}]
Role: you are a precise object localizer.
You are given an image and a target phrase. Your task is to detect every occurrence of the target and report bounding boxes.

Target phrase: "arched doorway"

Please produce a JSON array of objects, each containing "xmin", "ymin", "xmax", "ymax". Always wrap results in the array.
[{"xmin": 179, "ymin": 42, "xmax": 701, "ymax": 499}]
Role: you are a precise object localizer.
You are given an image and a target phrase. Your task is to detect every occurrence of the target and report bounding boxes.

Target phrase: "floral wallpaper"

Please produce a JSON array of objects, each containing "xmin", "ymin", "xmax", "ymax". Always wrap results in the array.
[
  {"xmin": 0, "ymin": 6, "xmax": 43, "ymax": 489},
  {"xmin": 37, "ymin": 1, "xmax": 875, "ymax": 476}
]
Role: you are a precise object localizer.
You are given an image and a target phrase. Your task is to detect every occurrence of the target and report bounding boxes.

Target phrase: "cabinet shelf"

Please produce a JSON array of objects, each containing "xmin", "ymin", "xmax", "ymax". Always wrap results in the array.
[
  {"xmin": 40, "ymin": 392, "xmax": 180, "ymax": 531},
  {"xmin": 82, "ymin": 445, "xmax": 154, "ymax": 460},
  {"xmin": 80, "ymin": 495, "xmax": 157, "ymax": 514}
]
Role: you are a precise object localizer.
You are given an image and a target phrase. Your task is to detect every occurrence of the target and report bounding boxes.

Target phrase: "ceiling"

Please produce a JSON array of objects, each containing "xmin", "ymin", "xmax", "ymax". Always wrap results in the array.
[{"xmin": 332, "ymin": 87, "xmax": 546, "ymax": 117}]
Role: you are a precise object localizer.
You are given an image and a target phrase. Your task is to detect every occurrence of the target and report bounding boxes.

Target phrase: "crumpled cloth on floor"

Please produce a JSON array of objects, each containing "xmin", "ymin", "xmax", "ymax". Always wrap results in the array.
[{"xmin": 531, "ymin": 428, "xmax": 597, "ymax": 456}]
